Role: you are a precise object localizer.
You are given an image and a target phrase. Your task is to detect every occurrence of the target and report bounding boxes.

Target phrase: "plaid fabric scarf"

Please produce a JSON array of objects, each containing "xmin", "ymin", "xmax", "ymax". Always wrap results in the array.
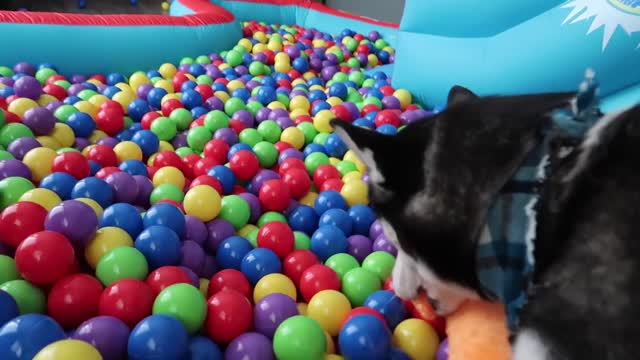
[{"xmin": 475, "ymin": 70, "xmax": 601, "ymax": 330}]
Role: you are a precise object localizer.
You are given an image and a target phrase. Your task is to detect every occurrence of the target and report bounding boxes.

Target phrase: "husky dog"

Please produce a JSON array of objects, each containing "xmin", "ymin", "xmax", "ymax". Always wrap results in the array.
[{"xmin": 331, "ymin": 87, "xmax": 640, "ymax": 360}]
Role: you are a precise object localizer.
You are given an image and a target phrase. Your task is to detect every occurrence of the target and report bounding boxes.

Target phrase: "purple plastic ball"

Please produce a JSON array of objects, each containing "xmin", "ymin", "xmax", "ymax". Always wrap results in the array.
[
  {"xmin": 232, "ymin": 110, "xmax": 254, "ymax": 128},
  {"xmin": 255, "ymin": 107, "xmax": 271, "ymax": 123},
  {"xmin": 250, "ymin": 169, "xmax": 279, "ymax": 194},
  {"xmin": 180, "ymin": 240, "xmax": 206, "ymax": 274},
  {"xmin": 368, "ymin": 30, "xmax": 381, "ymax": 42},
  {"xmin": 275, "ymin": 116, "xmax": 294, "ymax": 129},
  {"xmin": 347, "ymin": 234, "xmax": 373, "ymax": 263},
  {"xmin": 45, "ymin": 100, "xmax": 63, "ymax": 112},
  {"xmin": 200, "ymin": 254, "xmax": 217, "ymax": 278},
  {"xmin": 436, "ymin": 338, "xmax": 449, "ymax": 360},
  {"xmin": 13, "ymin": 62, "xmax": 36, "ymax": 76},
  {"xmin": 277, "ymin": 148, "xmax": 304, "ymax": 165},
  {"xmin": 136, "ymin": 83, "xmax": 154, "ymax": 100},
  {"xmin": 7, "ymin": 137, "xmax": 41, "ymax": 160},
  {"xmin": 214, "ymin": 128, "xmax": 238, "ymax": 146},
  {"xmin": 238, "ymin": 192, "xmax": 262, "ymax": 224},
  {"xmin": 183, "ymin": 215, "xmax": 208, "ymax": 246},
  {"xmin": 205, "ymin": 219, "xmax": 236, "ymax": 253},
  {"xmin": 71, "ymin": 74, "xmax": 87, "ymax": 84},
  {"xmin": 72, "ymin": 316, "xmax": 130, "ymax": 360},
  {"xmin": 67, "ymin": 83, "xmax": 86, "ymax": 97},
  {"xmin": 253, "ymin": 293, "xmax": 299, "ymax": 338},
  {"xmin": 133, "ymin": 175, "xmax": 153, "ymax": 208},
  {"xmin": 400, "ymin": 109, "xmax": 431, "ymax": 125},
  {"xmin": 180, "ymin": 266, "xmax": 200, "ymax": 287},
  {"xmin": 96, "ymin": 137, "xmax": 119, "ymax": 148},
  {"xmin": 178, "ymin": 64, "xmax": 190, "ymax": 72},
  {"xmin": 369, "ymin": 219, "xmax": 384, "ymax": 240},
  {"xmin": 285, "ymin": 46, "xmax": 301, "ymax": 59},
  {"xmin": 13, "ymin": 75, "xmax": 43, "ymax": 100},
  {"xmin": 382, "ymin": 96, "xmax": 401, "ymax": 110},
  {"xmin": 171, "ymin": 132, "xmax": 188, "ymax": 149},
  {"xmin": 225, "ymin": 332, "xmax": 275, "ymax": 360},
  {"xmin": 44, "ymin": 200, "xmax": 98, "ymax": 248},
  {"xmin": 104, "ymin": 172, "xmax": 138, "ymax": 204},
  {"xmin": 0, "ymin": 159, "xmax": 32, "ymax": 181},
  {"xmin": 373, "ymin": 234, "xmax": 397, "ymax": 256},
  {"xmin": 269, "ymin": 108, "xmax": 288, "ymax": 120},
  {"xmin": 204, "ymin": 97, "xmax": 224, "ymax": 111}
]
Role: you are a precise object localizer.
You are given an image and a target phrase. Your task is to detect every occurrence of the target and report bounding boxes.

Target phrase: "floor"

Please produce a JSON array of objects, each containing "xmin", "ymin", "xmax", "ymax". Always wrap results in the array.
[{"xmin": 0, "ymin": 0, "xmax": 162, "ymax": 14}]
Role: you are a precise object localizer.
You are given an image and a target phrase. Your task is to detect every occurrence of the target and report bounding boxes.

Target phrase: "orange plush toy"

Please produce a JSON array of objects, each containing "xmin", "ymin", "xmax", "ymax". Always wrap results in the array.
[{"xmin": 410, "ymin": 293, "xmax": 512, "ymax": 360}]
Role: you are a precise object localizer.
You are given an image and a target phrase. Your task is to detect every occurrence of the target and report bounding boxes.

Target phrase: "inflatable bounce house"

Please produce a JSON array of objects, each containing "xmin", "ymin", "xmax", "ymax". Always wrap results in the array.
[{"xmin": 0, "ymin": 0, "xmax": 638, "ymax": 359}]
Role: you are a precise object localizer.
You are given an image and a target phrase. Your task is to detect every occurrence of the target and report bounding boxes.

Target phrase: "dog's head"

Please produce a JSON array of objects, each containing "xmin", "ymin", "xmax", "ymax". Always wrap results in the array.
[{"xmin": 332, "ymin": 86, "xmax": 575, "ymax": 295}]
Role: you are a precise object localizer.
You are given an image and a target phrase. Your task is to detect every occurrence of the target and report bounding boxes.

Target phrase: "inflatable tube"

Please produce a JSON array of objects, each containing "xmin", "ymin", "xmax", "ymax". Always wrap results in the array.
[
  {"xmin": 0, "ymin": 0, "xmax": 242, "ymax": 77},
  {"xmin": 392, "ymin": 0, "xmax": 640, "ymax": 111}
]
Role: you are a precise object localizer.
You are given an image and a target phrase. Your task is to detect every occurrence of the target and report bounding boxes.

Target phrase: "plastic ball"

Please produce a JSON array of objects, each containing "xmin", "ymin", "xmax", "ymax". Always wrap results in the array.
[
  {"xmin": 229, "ymin": 150, "xmax": 260, "ymax": 181},
  {"xmin": 339, "ymin": 314, "xmax": 391, "ymax": 360},
  {"xmin": 257, "ymin": 221, "xmax": 294, "ymax": 259},
  {"xmin": 99, "ymin": 202, "xmax": 143, "ymax": 238},
  {"xmin": 325, "ymin": 253, "xmax": 360, "ymax": 280},
  {"xmin": 240, "ymin": 247, "xmax": 281, "ymax": 285},
  {"xmin": 152, "ymin": 283, "xmax": 206, "ymax": 334},
  {"xmin": 98, "ymin": 279, "xmax": 155, "ymax": 328},
  {"xmin": 0, "ymin": 314, "xmax": 66, "ymax": 360},
  {"xmin": 348, "ymin": 204, "xmax": 376, "ymax": 235},
  {"xmin": 340, "ymin": 179, "xmax": 368, "ymax": 206},
  {"xmin": 310, "ymin": 225, "xmax": 348, "ymax": 262},
  {"xmin": 299, "ymin": 264, "xmax": 341, "ymax": 302},
  {"xmin": 225, "ymin": 332, "xmax": 275, "ymax": 360},
  {"xmin": 183, "ymin": 185, "xmax": 221, "ymax": 222},
  {"xmin": 127, "ymin": 314, "xmax": 189, "ymax": 360},
  {"xmin": 273, "ymin": 315, "xmax": 326, "ymax": 360},
  {"xmin": 189, "ymin": 336, "xmax": 223, "ymax": 360},
  {"xmin": 215, "ymin": 235, "xmax": 253, "ymax": 270},
  {"xmin": 146, "ymin": 265, "xmax": 192, "ymax": 295},
  {"xmin": 253, "ymin": 292, "xmax": 299, "ymax": 338},
  {"xmin": 152, "ymin": 166, "xmax": 185, "ymax": 189},
  {"xmin": 22, "ymin": 147, "xmax": 55, "ymax": 182},
  {"xmin": 71, "ymin": 177, "xmax": 113, "ymax": 208},
  {"xmin": 0, "ymin": 201, "xmax": 48, "ymax": 248},
  {"xmin": 14, "ymin": 230, "xmax": 75, "ymax": 286},
  {"xmin": 0, "ymin": 279, "xmax": 46, "ymax": 314},
  {"xmin": 205, "ymin": 289, "xmax": 253, "ymax": 343},
  {"xmin": 142, "ymin": 202, "xmax": 185, "ymax": 236},
  {"xmin": 33, "ymin": 339, "xmax": 102, "ymax": 360},
  {"xmin": 96, "ymin": 246, "xmax": 149, "ymax": 286},
  {"xmin": 84, "ymin": 227, "xmax": 133, "ymax": 268},
  {"xmin": 282, "ymin": 249, "xmax": 319, "ymax": 287},
  {"xmin": 71, "ymin": 316, "xmax": 130, "ymax": 360},
  {"xmin": 342, "ymin": 267, "xmax": 381, "ymax": 306},
  {"xmin": 18, "ymin": 188, "xmax": 61, "ymax": 211},
  {"xmin": 44, "ymin": 199, "xmax": 98, "ymax": 247},
  {"xmin": 134, "ymin": 225, "xmax": 181, "ymax": 270},
  {"xmin": 258, "ymin": 179, "xmax": 290, "ymax": 212},
  {"xmin": 436, "ymin": 338, "xmax": 449, "ymax": 360},
  {"xmin": 314, "ymin": 190, "xmax": 347, "ymax": 215},
  {"xmin": 47, "ymin": 274, "xmax": 103, "ymax": 329},
  {"xmin": 341, "ymin": 306, "xmax": 388, "ymax": 328},
  {"xmin": 207, "ymin": 269, "xmax": 251, "ymax": 299},
  {"xmin": 364, "ymin": 290, "xmax": 407, "ymax": 329},
  {"xmin": 0, "ymin": 289, "xmax": 19, "ymax": 327},
  {"xmin": 219, "ymin": 194, "xmax": 251, "ymax": 229},
  {"xmin": 253, "ymin": 273, "xmax": 296, "ymax": 303},
  {"xmin": 307, "ymin": 289, "xmax": 352, "ymax": 336}
]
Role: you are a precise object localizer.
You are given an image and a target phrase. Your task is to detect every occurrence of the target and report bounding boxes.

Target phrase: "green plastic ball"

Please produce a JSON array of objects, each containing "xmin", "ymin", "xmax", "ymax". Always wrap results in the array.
[
  {"xmin": 195, "ymin": 55, "xmax": 211, "ymax": 64},
  {"xmin": 249, "ymin": 61, "xmax": 265, "ymax": 76},
  {"xmin": 0, "ymin": 255, "xmax": 20, "ymax": 286},
  {"xmin": 364, "ymin": 96, "xmax": 383, "ymax": 108},
  {"xmin": 246, "ymin": 229, "xmax": 259, "ymax": 247},
  {"xmin": 257, "ymin": 120, "xmax": 282, "ymax": 143},
  {"xmin": 345, "ymin": 38, "xmax": 359, "ymax": 52},
  {"xmin": 239, "ymin": 128, "xmax": 263, "ymax": 147},
  {"xmin": 78, "ymin": 89, "xmax": 98, "ymax": 101},
  {"xmin": 96, "ymin": 246, "xmax": 149, "ymax": 286},
  {"xmin": 35, "ymin": 68, "xmax": 57, "ymax": 84},
  {"xmin": 342, "ymin": 267, "xmax": 382, "ymax": 306},
  {"xmin": 294, "ymin": 231, "xmax": 311, "ymax": 250},
  {"xmin": 150, "ymin": 116, "xmax": 177, "ymax": 141},
  {"xmin": 304, "ymin": 152, "xmax": 330, "ymax": 175},
  {"xmin": 53, "ymin": 80, "xmax": 71, "ymax": 90},
  {"xmin": 362, "ymin": 251, "xmax": 396, "ymax": 281},
  {"xmin": 186, "ymin": 126, "xmax": 212, "ymax": 152},
  {"xmin": 226, "ymin": 50, "xmax": 243, "ymax": 67},
  {"xmin": 362, "ymin": 78, "xmax": 376, "ymax": 88},
  {"xmin": 346, "ymin": 58, "xmax": 361, "ymax": 68},
  {"xmin": 56, "ymin": 147, "xmax": 79, "ymax": 154},
  {"xmin": 0, "ymin": 66, "xmax": 14, "ymax": 77},
  {"xmin": 332, "ymin": 72, "xmax": 348, "ymax": 83},
  {"xmin": 219, "ymin": 195, "xmax": 251, "ymax": 229},
  {"xmin": 224, "ymin": 98, "xmax": 247, "ymax": 116},
  {"xmin": 257, "ymin": 211, "xmax": 287, "ymax": 227},
  {"xmin": 312, "ymin": 132, "xmax": 329, "ymax": 146},
  {"xmin": 325, "ymin": 253, "xmax": 360, "ymax": 280},
  {"xmin": 204, "ymin": 110, "xmax": 230, "ymax": 133},
  {"xmin": 297, "ymin": 122, "xmax": 317, "ymax": 145},
  {"xmin": 348, "ymin": 71, "xmax": 365, "ymax": 86},
  {"xmin": 196, "ymin": 75, "xmax": 213, "ymax": 85},
  {"xmin": 246, "ymin": 101, "xmax": 264, "ymax": 116},
  {"xmin": 375, "ymin": 39, "xmax": 389, "ymax": 49},
  {"xmin": 152, "ymin": 283, "xmax": 206, "ymax": 334},
  {"xmin": 336, "ymin": 160, "xmax": 358, "ymax": 177},
  {"xmin": 276, "ymin": 93, "xmax": 290, "ymax": 108},
  {"xmin": 0, "ymin": 176, "xmax": 35, "ymax": 209},
  {"xmin": 150, "ymin": 183, "xmax": 184, "ymax": 204},
  {"xmin": 252, "ymin": 141, "xmax": 278, "ymax": 168},
  {"xmin": 0, "ymin": 108, "xmax": 4, "ymax": 127},
  {"xmin": 175, "ymin": 147, "xmax": 196, "ymax": 158},
  {"xmin": 0, "ymin": 279, "xmax": 46, "ymax": 314},
  {"xmin": 273, "ymin": 315, "xmax": 326, "ymax": 360},
  {"xmin": 169, "ymin": 108, "xmax": 193, "ymax": 131},
  {"xmin": 123, "ymin": 116, "xmax": 133, "ymax": 129},
  {"xmin": 0, "ymin": 150, "xmax": 13, "ymax": 160},
  {"xmin": 180, "ymin": 57, "xmax": 194, "ymax": 65},
  {"xmin": 0, "ymin": 123, "xmax": 34, "ymax": 148}
]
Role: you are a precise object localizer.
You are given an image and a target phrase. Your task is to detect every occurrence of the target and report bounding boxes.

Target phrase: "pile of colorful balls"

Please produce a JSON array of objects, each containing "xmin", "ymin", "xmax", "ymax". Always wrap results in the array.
[{"xmin": 0, "ymin": 21, "xmax": 445, "ymax": 360}]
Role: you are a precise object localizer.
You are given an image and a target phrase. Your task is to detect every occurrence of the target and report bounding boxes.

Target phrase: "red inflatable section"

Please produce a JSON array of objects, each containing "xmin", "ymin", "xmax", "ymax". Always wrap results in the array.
[{"xmin": 0, "ymin": 0, "xmax": 234, "ymax": 26}]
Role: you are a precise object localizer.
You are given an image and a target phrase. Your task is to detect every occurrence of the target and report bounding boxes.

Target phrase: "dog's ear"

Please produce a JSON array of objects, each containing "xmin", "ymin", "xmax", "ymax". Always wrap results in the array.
[{"xmin": 447, "ymin": 85, "xmax": 478, "ymax": 107}]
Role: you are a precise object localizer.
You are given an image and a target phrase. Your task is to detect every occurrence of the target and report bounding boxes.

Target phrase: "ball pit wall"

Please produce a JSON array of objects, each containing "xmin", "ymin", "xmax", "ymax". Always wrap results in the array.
[
  {"xmin": 0, "ymin": 0, "xmax": 242, "ymax": 77},
  {"xmin": 392, "ymin": 0, "xmax": 640, "ymax": 111}
]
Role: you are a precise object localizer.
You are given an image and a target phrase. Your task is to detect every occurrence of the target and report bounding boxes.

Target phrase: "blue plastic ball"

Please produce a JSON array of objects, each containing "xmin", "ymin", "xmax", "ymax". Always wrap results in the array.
[
  {"xmin": 257, "ymin": 86, "xmax": 277, "ymax": 105},
  {"xmin": 127, "ymin": 99, "xmax": 151, "ymax": 122},
  {"xmin": 66, "ymin": 112, "xmax": 96, "ymax": 138},
  {"xmin": 189, "ymin": 64, "xmax": 206, "ymax": 77},
  {"xmin": 364, "ymin": 290, "xmax": 407, "ymax": 329},
  {"xmin": 135, "ymin": 225, "xmax": 181, "ymax": 269},
  {"xmin": 287, "ymin": 205, "xmax": 319, "ymax": 235},
  {"xmin": 208, "ymin": 165, "xmax": 236, "ymax": 194},
  {"xmin": 352, "ymin": 118, "xmax": 375, "ymax": 129},
  {"xmin": 311, "ymin": 101, "xmax": 331, "ymax": 115},
  {"xmin": 89, "ymin": 160, "xmax": 102, "ymax": 176},
  {"xmin": 389, "ymin": 348, "xmax": 412, "ymax": 360},
  {"xmin": 71, "ymin": 176, "xmax": 113, "ymax": 208},
  {"xmin": 228, "ymin": 143, "xmax": 254, "ymax": 161},
  {"xmin": 116, "ymin": 129, "xmax": 135, "ymax": 142},
  {"xmin": 0, "ymin": 314, "xmax": 66, "ymax": 360},
  {"xmin": 147, "ymin": 88, "xmax": 168, "ymax": 109},
  {"xmin": 212, "ymin": 83, "xmax": 228, "ymax": 92},
  {"xmin": 216, "ymin": 236, "xmax": 254, "ymax": 270},
  {"xmin": 319, "ymin": 208, "xmax": 353, "ymax": 236},
  {"xmin": 128, "ymin": 314, "xmax": 189, "ymax": 360},
  {"xmin": 0, "ymin": 87, "xmax": 14, "ymax": 98},
  {"xmin": 376, "ymin": 124, "xmax": 397, "ymax": 135},
  {"xmin": 39, "ymin": 172, "xmax": 77, "ymax": 200},
  {"xmin": 303, "ymin": 143, "xmax": 326, "ymax": 157},
  {"xmin": 0, "ymin": 290, "xmax": 19, "ymax": 327},
  {"xmin": 310, "ymin": 225, "xmax": 348, "ymax": 262},
  {"xmin": 100, "ymin": 203, "xmax": 144, "ymax": 238},
  {"xmin": 131, "ymin": 130, "xmax": 160, "ymax": 158},
  {"xmin": 107, "ymin": 73, "xmax": 127, "ymax": 86},
  {"xmin": 181, "ymin": 89, "xmax": 204, "ymax": 110},
  {"xmin": 191, "ymin": 106, "xmax": 209, "ymax": 119},
  {"xmin": 329, "ymin": 83, "xmax": 348, "ymax": 100},
  {"xmin": 314, "ymin": 190, "xmax": 348, "ymax": 215},
  {"xmin": 142, "ymin": 203, "xmax": 186, "ymax": 237},
  {"xmin": 63, "ymin": 96, "xmax": 82, "ymax": 105},
  {"xmin": 348, "ymin": 205, "xmax": 376, "ymax": 235},
  {"xmin": 292, "ymin": 57, "xmax": 309, "ymax": 73},
  {"xmin": 119, "ymin": 159, "xmax": 149, "ymax": 177},
  {"xmin": 189, "ymin": 336, "xmax": 223, "ymax": 360},
  {"xmin": 232, "ymin": 88, "xmax": 251, "ymax": 102},
  {"xmin": 103, "ymin": 86, "xmax": 122, "ymax": 99},
  {"xmin": 180, "ymin": 82, "xmax": 197, "ymax": 93},
  {"xmin": 324, "ymin": 133, "xmax": 348, "ymax": 158},
  {"xmin": 129, "ymin": 123, "xmax": 143, "ymax": 132},
  {"xmin": 339, "ymin": 314, "xmax": 391, "ymax": 360},
  {"xmin": 240, "ymin": 247, "xmax": 282, "ymax": 285},
  {"xmin": 147, "ymin": 70, "xmax": 161, "ymax": 79}
]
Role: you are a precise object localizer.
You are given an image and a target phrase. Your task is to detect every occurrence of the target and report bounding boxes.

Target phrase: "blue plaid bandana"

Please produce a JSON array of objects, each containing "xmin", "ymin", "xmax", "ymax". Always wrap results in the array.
[{"xmin": 476, "ymin": 70, "xmax": 601, "ymax": 330}]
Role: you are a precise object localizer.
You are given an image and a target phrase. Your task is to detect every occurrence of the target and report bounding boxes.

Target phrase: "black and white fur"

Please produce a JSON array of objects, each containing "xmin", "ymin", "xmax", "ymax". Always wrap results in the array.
[{"xmin": 332, "ymin": 87, "xmax": 640, "ymax": 360}]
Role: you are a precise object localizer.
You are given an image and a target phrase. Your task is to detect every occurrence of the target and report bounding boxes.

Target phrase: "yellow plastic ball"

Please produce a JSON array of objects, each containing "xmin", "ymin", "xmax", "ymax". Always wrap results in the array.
[
  {"xmin": 185, "ymin": 74, "xmax": 196, "ymax": 81},
  {"xmin": 326, "ymin": 96, "xmax": 343, "ymax": 107},
  {"xmin": 238, "ymin": 224, "xmax": 258, "ymax": 238},
  {"xmin": 304, "ymin": 72, "xmax": 318, "ymax": 81},
  {"xmin": 88, "ymin": 129, "xmax": 108, "ymax": 145},
  {"xmin": 367, "ymin": 54, "xmax": 379, "ymax": 67},
  {"xmin": 218, "ymin": 63, "xmax": 231, "ymax": 71},
  {"xmin": 253, "ymin": 273, "xmax": 297, "ymax": 304},
  {"xmin": 37, "ymin": 94, "xmax": 58, "ymax": 107},
  {"xmin": 129, "ymin": 72, "xmax": 150, "ymax": 91},
  {"xmin": 158, "ymin": 63, "xmax": 177, "ymax": 79},
  {"xmin": 82, "ymin": 145, "xmax": 95, "ymax": 157},
  {"xmin": 325, "ymin": 331, "xmax": 336, "ymax": 354},
  {"xmin": 158, "ymin": 140, "xmax": 174, "ymax": 152},
  {"xmin": 252, "ymin": 43, "xmax": 267, "ymax": 53},
  {"xmin": 227, "ymin": 80, "xmax": 245, "ymax": 93},
  {"xmin": 114, "ymin": 83, "xmax": 132, "ymax": 92},
  {"xmin": 280, "ymin": 127, "xmax": 305, "ymax": 150},
  {"xmin": 199, "ymin": 278, "xmax": 210, "ymax": 298},
  {"xmin": 74, "ymin": 102, "xmax": 98, "ymax": 119},
  {"xmin": 19, "ymin": 188, "xmax": 61, "ymax": 211},
  {"xmin": 153, "ymin": 166, "xmax": 185, "ymax": 189},
  {"xmin": 267, "ymin": 101, "xmax": 286, "ymax": 110},
  {"xmin": 146, "ymin": 153, "xmax": 157, "ymax": 167},
  {"xmin": 393, "ymin": 89, "xmax": 412, "ymax": 109},
  {"xmin": 36, "ymin": 136, "xmax": 62, "ymax": 150},
  {"xmin": 75, "ymin": 197, "xmax": 104, "ymax": 218},
  {"xmin": 274, "ymin": 52, "xmax": 290, "ymax": 63},
  {"xmin": 22, "ymin": 147, "xmax": 56, "ymax": 182},
  {"xmin": 307, "ymin": 290, "xmax": 352, "ymax": 336},
  {"xmin": 238, "ymin": 38, "xmax": 253, "ymax": 52},
  {"xmin": 309, "ymin": 84, "xmax": 325, "ymax": 92},
  {"xmin": 314, "ymin": 109, "xmax": 335, "ymax": 133},
  {"xmin": 161, "ymin": 1, "xmax": 169, "ymax": 11},
  {"xmin": 382, "ymin": 46, "xmax": 395, "ymax": 54},
  {"xmin": 274, "ymin": 61, "xmax": 291, "ymax": 73},
  {"xmin": 253, "ymin": 31, "xmax": 267, "ymax": 43},
  {"xmin": 161, "ymin": 93, "xmax": 181, "ymax": 105},
  {"xmin": 354, "ymin": 160, "xmax": 366, "ymax": 173},
  {"xmin": 183, "ymin": 185, "xmax": 221, "ymax": 222},
  {"xmin": 33, "ymin": 339, "xmax": 102, "ymax": 360},
  {"xmin": 113, "ymin": 141, "xmax": 143, "ymax": 163},
  {"xmin": 392, "ymin": 319, "xmax": 439, "ymax": 360},
  {"xmin": 289, "ymin": 108, "xmax": 310, "ymax": 119},
  {"xmin": 324, "ymin": 355, "xmax": 344, "ymax": 360},
  {"xmin": 88, "ymin": 94, "xmax": 109, "ymax": 108},
  {"xmin": 85, "ymin": 226, "xmax": 133, "ymax": 269},
  {"xmin": 329, "ymin": 157, "xmax": 340, "ymax": 166},
  {"xmin": 299, "ymin": 191, "xmax": 318, "ymax": 207},
  {"xmin": 340, "ymin": 180, "xmax": 368, "ymax": 206},
  {"xmin": 291, "ymin": 78, "xmax": 307, "ymax": 87},
  {"xmin": 289, "ymin": 96, "xmax": 310, "ymax": 112},
  {"xmin": 154, "ymin": 79, "xmax": 174, "ymax": 93},
  {"xmin": 341, "ymin": 172, "xmax": 363, "ymax": 184},
  {"xmin": 214, "ymin": 91, "xmax": 230, "ymax": 102},
  {"xmin": 112, "ymin": 91, "xmax": 136, "ymax": 112},
  {"xmin": 86, "ymin": 78, "xmax": 103, "ymax": 86},
  {"xmin": 8, "ymin": 97, "xmax": 38, "ymax": 118},
  {"xmin": 267, "ymin": 40, "xmax": 283, "ymax": 52},
  {"xmin": 343, "ymin": 150, "xmax": 361, "ymax": 165},
  {"xmin": 297, "ymin": 302, "xmax": 308, "ymax": 316}
]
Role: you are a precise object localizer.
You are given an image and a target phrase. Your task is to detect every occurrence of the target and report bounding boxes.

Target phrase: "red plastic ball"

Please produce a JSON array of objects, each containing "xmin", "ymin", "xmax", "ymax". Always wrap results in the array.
[
  {"xmin": 193, "ymin": 158, "xmax": 219, "ymax": 178},
  {"xmin": 147, "ymin": 165, "xmax": 159, "ymax": 179},
  {"xmin": 232, "ymin": 185, "xmax": 246, "ymax": 194},
  {"xmin": 95, "ymin": 166, "xmax": 122, "ymax": 180},
  {"xmin": 229, "ymin": 150, "xmax": 260, "ymax": 181},
  {"xmin": 155, "ymin": 199, "xmax": 185, "ymax": 213},
  {"xmin": 51, "ymin": 151, "xmax": 91, "ymax": 180},
  {"xmin": 90, "ymin": 74, "xmax": 107, "ymax": 84},
  {"xmin": 361, "ymin": 104, "xmax": 381, "ymax": 116},
  {"xmin": 46, "ymin": 75, "xmax": 66, "ymax": 85},
  {"xmin": 43, "ymin": 84, "xmax": 67, "ymax": 101},
  {"xmin": 161, "ymin": 98, "xmax": 183, "ymax": 117},
  {"xmin": 194, "ymin": 84, "xmax": 214, "ymax": 100},
  {"xmin": 146, "ymin": 266, "xmax": 192, "ymax": 296},
  {"xmin": 228, "ymin": 119, "xmax": 247, "ymax": 135},
  {"xmin": 0, "ymin": 99, "xmax": 6, "ymax": 110},
  {"xmin": 203, "ymin": 139, "xmax": 230, "ymax": 164},
  {"xmin": 47, "ymin": 273, "xmax": 103, "ymax": 329},
  {"xmin": 98, "ymin": 279, "xmax": 155, "ymax": 328},
  {"xmin": 0, "ymin": 201, "xmax": 48, "ymax": 248},
  {"xmin": 330, "ymin": 104, "xmax": 352, "ymax": 122},
  {"xmin": 4, "ymin": 111, "xmax": 20, "ymax": 124},
  {"xmin": 258, "ymin": 179, "xmax": 290, "ymax": 212},
  {"xmin": 320, "ymin": 178, "xmax": 343, "ymax": 192},
  {"xmin": 356, "ymin": 44, "xmax": 370, "ymax": 54},
  {"xmin": 274, "ymin": 141, "xmax": 293, "ymax": 153},
  {"xmin": 206, "ymin": 290, "xmax": 253, "ymax": 343},
  {"xmin": 153, "ymin": 150, "xmax": 183, "ymax": 171},
  {"xmin": 96, "ymin": 109, "xmax": 125, "ymax": 136},
  {"xmin": 181, "ymin": 154, "xmax": 202, "ymax": 180},
  {"xmin": 374, "ymin": 109, "xmax": 401, "ymax": 128},
  {"xmin": 341, "ymin": 306, "xmax": 387, "ymax": 328},
  {"xmin": 294, "ymin": 114, "xmax": 312, "ymax": 124},
  {"xmin": 283, "ymin": 249, "xmax": 319, "ymax": 288},
  {"xmin": 87, "ymin": 144, "xmax": 118, "ymax": 168},
  {"xmin": 6, "ymin": 95, "xmax": 18, "ymax": 104},
  {"xmin": 14, "ymin": 230, "xmax": 76, "ymax": 285},
  {"xmin": 405, "ymin": 104, "xmax": 420, "ymax": 111},
  {"xmin": 257, "ymin": 222, "xmax": 295, "ymax": 259},
  {"xmin": 207, "ymin": 269, "xmax": 251, "ymax": 299},
  {"xmin": 313, "ymin": 164, "xmax": 341, "ymax": 189},
  {"xmin": 278, "ymin": 158, "xmax": 306, "ymax": 178},
  {"xmin": 141, "ymin": 111, "xmax": 161, "ymax": 130},
  {"xmin": 380, "ymin": 85, "xmax": 395, "ymax": 96},
  {"xmin": 100, "ymin": 100, "xmax": 125, "ymax": 117},
  {"xmin": 299, "ymin": 264, "xmax": 341, "ymax": 302},
  {"xmin": 282, "ymin": 167, "xmax": 311, "ymax": 199},
  {"xmin": 190, "ymin": 175, "xmax": 223, "ymax": 195}
]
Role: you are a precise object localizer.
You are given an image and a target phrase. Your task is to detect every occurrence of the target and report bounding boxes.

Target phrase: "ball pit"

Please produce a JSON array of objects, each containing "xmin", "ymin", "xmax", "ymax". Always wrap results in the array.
[{"xmin": 0, "ymin": 13, "xmax": 452, "ymax": 360}]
